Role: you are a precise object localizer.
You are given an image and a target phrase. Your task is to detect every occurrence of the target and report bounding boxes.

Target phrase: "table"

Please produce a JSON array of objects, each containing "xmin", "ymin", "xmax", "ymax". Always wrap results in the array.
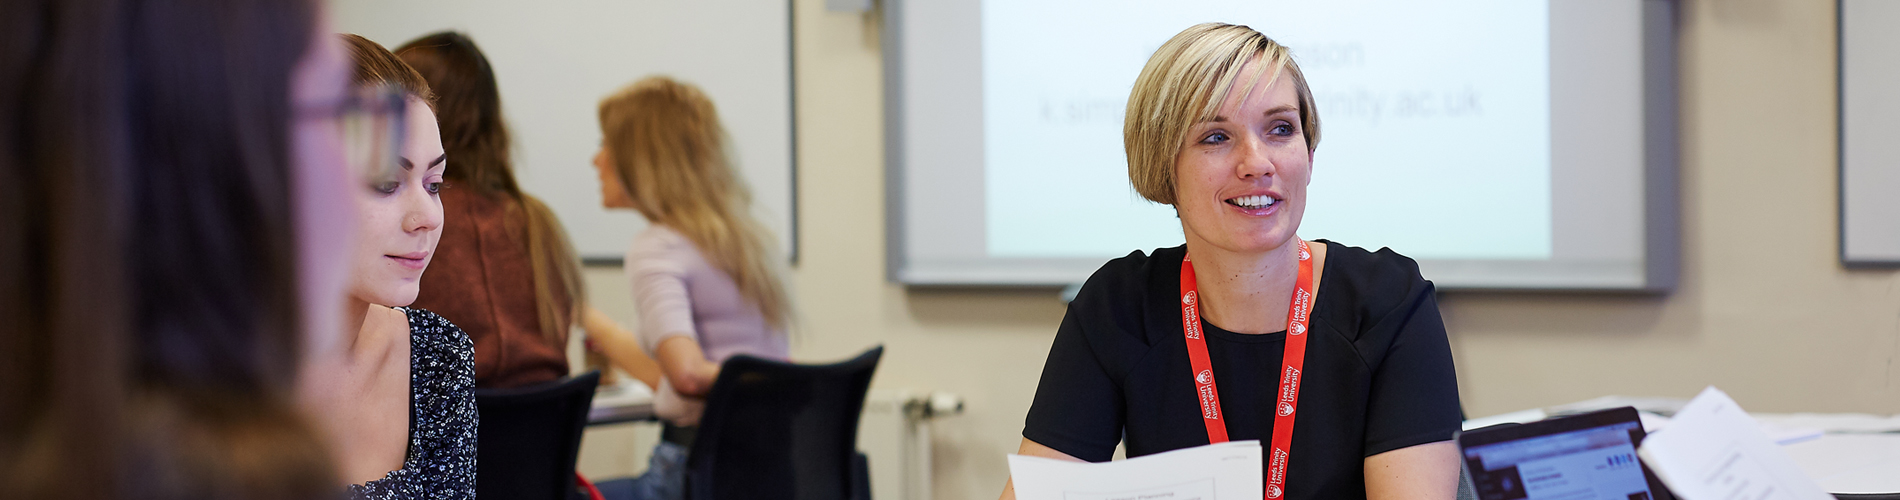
[
  {"xmin": 1467, "ymin": 400, "xmax": 1900, "ymax": 496},
  {"xmin": 1780, "ymin": 433, "xmax": 1900, "ymax": 494},
  {"xmin": 588, "ymin": 380, "xmax": 657, "ymax": 426}
]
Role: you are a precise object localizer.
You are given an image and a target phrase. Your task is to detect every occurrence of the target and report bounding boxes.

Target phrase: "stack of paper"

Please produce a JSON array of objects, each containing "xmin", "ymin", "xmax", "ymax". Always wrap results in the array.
[
  {"xmin": 1637, "ymin": 387, "xmax": 1834, "ymax": 500},
  {"xmin": 1008, "ymin": 441, "xmax": 1262, "ymax": 500}
]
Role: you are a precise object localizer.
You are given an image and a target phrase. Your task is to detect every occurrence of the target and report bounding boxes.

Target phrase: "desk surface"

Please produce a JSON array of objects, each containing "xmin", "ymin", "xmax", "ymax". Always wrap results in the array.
[
  {"xmin": 588, "ymin": 380, "xmax": 656, "ymax": 426},
  {"xmin": 1468, "ymin": 401, "xmax": 1900, "ymax": 495},
  {"xmin": 1782, "ymin": 434, "xmax": 1900, "ymax": 494}
]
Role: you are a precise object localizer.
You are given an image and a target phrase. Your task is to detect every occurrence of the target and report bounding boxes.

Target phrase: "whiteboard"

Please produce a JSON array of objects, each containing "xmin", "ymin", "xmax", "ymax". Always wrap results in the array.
[
  {"xmin": 330, "ymin": 0, "xmax": 795, "ymax": 263},
  {"xmin": 883, "ymin": 0, "xmax": 1682, "ymax": 290},
  {"xmin": 1840, "ymin": 0, "xmax": 1900, "ymax": 266}
]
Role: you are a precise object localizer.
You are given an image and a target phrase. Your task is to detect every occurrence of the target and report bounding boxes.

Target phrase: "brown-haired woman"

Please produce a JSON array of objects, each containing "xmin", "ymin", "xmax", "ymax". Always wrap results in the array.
[
  {"xmin": 0, "ymin": 0, "xmax": 358, "ymax": 499},
  {"xmin": 295, "ymin": 34, "xmax": 476, "ymax": 500},
  {"xmin": 394, "ymin": 31, "xmax": 662, "ymax": 391}
]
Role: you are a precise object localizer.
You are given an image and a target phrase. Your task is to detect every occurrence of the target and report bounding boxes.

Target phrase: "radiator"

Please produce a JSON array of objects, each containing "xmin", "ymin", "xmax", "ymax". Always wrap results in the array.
[{"xmin": 858, "ymin": 389, "xmax": 964, "ymax": 500}]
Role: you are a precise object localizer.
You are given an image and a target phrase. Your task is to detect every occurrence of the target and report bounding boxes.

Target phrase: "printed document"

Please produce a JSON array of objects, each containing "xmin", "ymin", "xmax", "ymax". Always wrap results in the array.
[
  {"xmin": 1008, "ymin": 441, "xmax": 1261, "ymax": 500},
  {"xmin": 1637, "ymin": 387, "xmax": 1833, "ymax": 500}
]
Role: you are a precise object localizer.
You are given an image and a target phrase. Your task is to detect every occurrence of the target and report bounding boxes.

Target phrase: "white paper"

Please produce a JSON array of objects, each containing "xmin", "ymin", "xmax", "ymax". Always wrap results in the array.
[
  {"xmin": 1008, "ymin": 441, "xmax": 1262, "ymax": 500},
  {"xmin": 1636, "ymin": 387, "xmax": 1833, "ymax": 500},
  {"xmin": 1638, "ymin": 413, "xmax": 1823, "ymax": 445}
]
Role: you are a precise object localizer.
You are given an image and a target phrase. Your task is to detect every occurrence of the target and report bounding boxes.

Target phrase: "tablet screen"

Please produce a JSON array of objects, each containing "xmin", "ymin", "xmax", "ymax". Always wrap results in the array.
[{"xmin": 1460, "ymin": 411, "xmax": 1663, "ymax": 500}]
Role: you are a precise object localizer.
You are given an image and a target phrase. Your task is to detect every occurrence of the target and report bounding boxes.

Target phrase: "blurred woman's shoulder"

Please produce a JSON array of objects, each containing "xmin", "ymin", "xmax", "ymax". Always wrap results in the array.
[{"xmin": 628, "ymin": 224, "xmax": 693, "ymax": 255}]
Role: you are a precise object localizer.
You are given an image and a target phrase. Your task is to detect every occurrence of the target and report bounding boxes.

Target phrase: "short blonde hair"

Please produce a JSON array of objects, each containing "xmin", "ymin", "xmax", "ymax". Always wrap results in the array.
[{"xmin": 1125, "ymin": 23, "xmax": 1321, "ymax": 205}]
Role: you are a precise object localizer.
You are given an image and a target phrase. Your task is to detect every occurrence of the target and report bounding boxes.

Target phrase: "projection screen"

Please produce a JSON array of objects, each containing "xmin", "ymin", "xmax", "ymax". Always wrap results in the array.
[{"xmin": 884, "ymin": 0, "xmax": 1679, "ymax": 291}]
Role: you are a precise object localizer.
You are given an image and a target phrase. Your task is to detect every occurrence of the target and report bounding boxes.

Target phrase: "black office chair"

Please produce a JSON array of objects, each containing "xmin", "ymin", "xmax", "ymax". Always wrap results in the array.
[
  {"xmin": 475, "ymin": 371, "xmax": 602, "ymax": 500},
  {"xmin": 685, "ymin": 346, "xmax": 884, "ymax": 500}
]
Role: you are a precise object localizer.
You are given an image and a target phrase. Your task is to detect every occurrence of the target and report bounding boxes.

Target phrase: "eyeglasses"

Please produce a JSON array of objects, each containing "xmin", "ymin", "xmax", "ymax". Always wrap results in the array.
[
  {"xmin": 340, "ymin": 85, "xmax": 408, "ymax": 188},
  {"xmin": 300, "ymin": 84, "xmax": 408, "ymax": 187}
]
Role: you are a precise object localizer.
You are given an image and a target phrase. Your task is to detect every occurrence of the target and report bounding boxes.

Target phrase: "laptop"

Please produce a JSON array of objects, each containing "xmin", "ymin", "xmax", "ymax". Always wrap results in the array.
[{"xmin": 1456, "ymin": 407, "xmax": 1677, "ymax": 500}]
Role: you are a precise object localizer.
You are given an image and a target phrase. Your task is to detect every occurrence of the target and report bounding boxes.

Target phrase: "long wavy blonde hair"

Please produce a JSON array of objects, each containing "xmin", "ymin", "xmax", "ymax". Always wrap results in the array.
[{"xmin": 598, "ymin": 76, "xmax": 789, "ymax": 329}]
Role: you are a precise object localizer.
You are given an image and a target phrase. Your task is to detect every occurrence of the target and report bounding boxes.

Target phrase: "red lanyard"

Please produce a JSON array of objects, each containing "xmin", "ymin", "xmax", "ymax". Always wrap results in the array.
[{"xmin": 1179, "ymin": 240, "xmax": 1315, "ymax": 500}]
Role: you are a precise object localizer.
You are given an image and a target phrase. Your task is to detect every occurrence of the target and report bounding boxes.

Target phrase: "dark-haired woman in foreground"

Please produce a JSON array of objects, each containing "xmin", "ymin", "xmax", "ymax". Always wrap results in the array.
[
  {"xmin": 296, "ymin": 34, "xmax": 476, "ymax": 500},
  {"xmin": 0, "ymin": 0, "xmax": 358, "ymax": 498}
]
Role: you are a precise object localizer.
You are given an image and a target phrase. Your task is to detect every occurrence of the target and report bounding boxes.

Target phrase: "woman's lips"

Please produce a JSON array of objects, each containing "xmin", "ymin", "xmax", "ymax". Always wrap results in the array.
[
  {"xmin": 1224, "ymin": 197, "xmax": 1281, "ymax": 217},
  {"xmin": 385, "ymin": 252, "xmax": 429, "ymax": 270}
]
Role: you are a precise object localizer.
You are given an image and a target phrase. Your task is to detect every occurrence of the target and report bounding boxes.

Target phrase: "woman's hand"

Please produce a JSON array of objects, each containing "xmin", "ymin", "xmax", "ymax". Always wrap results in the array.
[
  {"xmin": 580, "ymin": 306, "xmax": 664, "ymax": 390},
  {"xmin": 656, "ymin": 336, "xmax": 722, "ymax": 396},
  {"xmin": 1365, "ymin": 440, "xmax": 1460, "ymax": 500}
]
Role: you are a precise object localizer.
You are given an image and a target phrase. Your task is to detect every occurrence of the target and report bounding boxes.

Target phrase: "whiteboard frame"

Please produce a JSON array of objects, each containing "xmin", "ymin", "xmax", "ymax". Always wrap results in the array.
[{"xmin": 1838, "ymin": 0, "xmax": 1900, "ymax": 267}]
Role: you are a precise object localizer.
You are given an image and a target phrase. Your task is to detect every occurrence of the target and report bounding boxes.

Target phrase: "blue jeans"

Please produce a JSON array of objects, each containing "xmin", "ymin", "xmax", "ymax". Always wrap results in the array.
[{"xmin": 596, "ymin": 442, "xmax": 687, "ymax": 500}]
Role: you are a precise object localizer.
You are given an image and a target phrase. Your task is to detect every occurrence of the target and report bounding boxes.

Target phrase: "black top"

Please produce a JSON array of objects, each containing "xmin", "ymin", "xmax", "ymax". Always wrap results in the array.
[
  {"xmin": 1023, "ymin": 241, "xmax": 1461, "ymax": 500},
  {"xmin": 348, "ymin": 307, "xmax": 478, "ymax": 500}
]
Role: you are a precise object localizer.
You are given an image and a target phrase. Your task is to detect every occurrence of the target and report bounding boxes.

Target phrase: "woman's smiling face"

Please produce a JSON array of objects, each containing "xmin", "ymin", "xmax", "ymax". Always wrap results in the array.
[
  {"xmin": 1172, "ymin": 60, "xmax": 1313, "ymax": 256},
  {"xmin": 348, "ymin": 96, "xmax": 446, "ymax": 307}
]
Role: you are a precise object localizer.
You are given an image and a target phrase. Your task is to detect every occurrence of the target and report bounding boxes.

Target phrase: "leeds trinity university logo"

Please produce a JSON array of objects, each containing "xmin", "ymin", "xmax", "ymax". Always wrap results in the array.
[
  {"xmin": 1182, "ymin": 291, "xmax": 1195, "ymax": 305},
  {"xmin": 1267, "ymin": 485, "xmax": 1283, "ymax": 499},
  {"xmin": 1196, "ymin": 369, "xmax": 1212, "ymax": 385},
  {"xmin": 1278, "ymin": 401, "xmax": 1295, "ymax": 417},
  {"xmin": 1290, "ymin": 322, "xmax": 1305, "ymax": 336}
]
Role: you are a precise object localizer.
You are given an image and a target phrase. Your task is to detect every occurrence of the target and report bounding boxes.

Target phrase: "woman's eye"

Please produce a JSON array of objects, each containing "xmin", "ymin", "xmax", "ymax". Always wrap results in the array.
[
  {"xmin": 1270, "ymin": 123, "xmax": 1294, "ymax": 136},
  {"xmin": 1199, "ymin": 131, "xmax": 1230, "ymax": 144},
  {"xmin": 426, "ymin": 182, "xmax": 445, "ymax": 195},
  {"xmin": 372, "ymin": 180, "xmax": 400, "ymax": 194}
]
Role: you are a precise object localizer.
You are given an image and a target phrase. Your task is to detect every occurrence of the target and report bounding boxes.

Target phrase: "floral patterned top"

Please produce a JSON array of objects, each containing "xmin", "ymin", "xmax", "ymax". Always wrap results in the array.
[{"xmin": 347, "ymin": 307, "xmax": 478, "ymax": 500}]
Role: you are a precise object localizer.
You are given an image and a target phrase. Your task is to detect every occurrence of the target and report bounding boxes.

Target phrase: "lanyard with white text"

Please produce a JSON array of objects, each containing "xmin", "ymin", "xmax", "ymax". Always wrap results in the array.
[{"xmin": 1179, "ymin": 240, "xmax": 1315, "ymax": 500}]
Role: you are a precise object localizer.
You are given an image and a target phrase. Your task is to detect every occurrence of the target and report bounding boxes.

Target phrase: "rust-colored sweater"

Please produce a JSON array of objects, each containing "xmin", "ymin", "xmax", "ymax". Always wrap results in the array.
[{"xmin": 413, "ymin": 187, "xmax": 570, "ymax": 389}]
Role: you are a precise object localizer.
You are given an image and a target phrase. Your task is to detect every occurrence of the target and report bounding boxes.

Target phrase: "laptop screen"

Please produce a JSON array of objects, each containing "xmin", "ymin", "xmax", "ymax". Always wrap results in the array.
[{"xmin": 1462, "ymin": 415, "xmax": 1659, "ymax": 500}]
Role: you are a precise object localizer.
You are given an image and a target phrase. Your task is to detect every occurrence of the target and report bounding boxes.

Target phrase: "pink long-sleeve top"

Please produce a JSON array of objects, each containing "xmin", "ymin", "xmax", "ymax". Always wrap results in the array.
[{"xmin": 626, "ymin": 224, "xmax": 788, "ymax": 426}]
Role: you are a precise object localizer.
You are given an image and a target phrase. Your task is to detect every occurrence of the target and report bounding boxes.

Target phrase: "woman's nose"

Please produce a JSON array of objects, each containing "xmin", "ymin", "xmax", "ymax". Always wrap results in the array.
[
  {"xmin": 402, "ymin": 187, "xmax": 442, "ymax": 233},
  {"xmin": 1234, "ymin": 134, "xmax": 1276, "ymax": 179}
]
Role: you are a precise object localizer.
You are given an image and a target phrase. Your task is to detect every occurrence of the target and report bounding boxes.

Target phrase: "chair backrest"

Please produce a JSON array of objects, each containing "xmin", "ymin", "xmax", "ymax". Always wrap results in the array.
[
  {"xmin": 686, "ymin": 346, "xmax": 884, "ymax": 500},
  {"xmin": 475, "ymin": 371, "xmax": 601, "ymax": 500}
]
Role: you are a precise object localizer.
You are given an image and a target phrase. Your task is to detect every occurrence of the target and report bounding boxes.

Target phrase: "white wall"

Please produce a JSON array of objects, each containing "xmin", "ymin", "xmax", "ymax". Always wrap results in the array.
[
  {"xmin": 328, "ymin": 0, "xmax": 794, "ymax": 261},
  {"xmin": 578, "ymin": 0, "xmax": 1900, "ymax": 498}
]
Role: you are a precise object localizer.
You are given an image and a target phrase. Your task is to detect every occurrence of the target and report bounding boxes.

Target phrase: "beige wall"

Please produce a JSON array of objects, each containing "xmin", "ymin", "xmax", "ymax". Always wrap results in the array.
[
  {"xmin": 583, "ymin": 0, "xmax": 1900, "ymax": 497},
  {"xmin": 1447, "ymin": 0, "xmax": 1900, "ymax": 417}
]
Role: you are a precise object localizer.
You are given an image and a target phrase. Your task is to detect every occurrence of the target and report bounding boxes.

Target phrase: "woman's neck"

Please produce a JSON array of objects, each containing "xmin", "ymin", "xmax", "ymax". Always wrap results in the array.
[
  {"xmin": 1185, "ymin": 237, "xmax": 1304, "ymax": 335},
  {"xmin": 345, "ymin": 296, "xmax": 373, "ymax": 353}
]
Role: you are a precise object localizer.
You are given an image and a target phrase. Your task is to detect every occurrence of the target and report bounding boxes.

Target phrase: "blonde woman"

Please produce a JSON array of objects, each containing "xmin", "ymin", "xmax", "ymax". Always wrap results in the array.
[
  {"xmin": 591, "ymin": 76, "xmax": 792, "ymax": 500},
  {"xmin": 1004, "ymin": 23, "xmax": 1461, "ymax": 500}
]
